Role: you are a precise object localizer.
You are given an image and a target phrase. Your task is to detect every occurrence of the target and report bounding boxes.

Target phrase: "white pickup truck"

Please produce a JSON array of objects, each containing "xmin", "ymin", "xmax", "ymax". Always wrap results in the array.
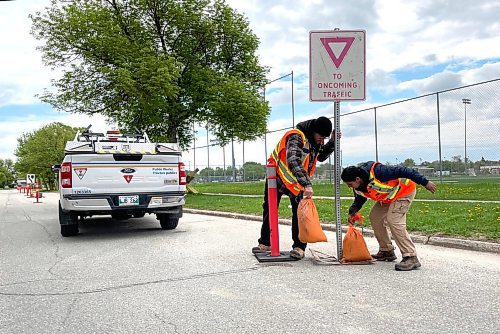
[{"xmin": 53, "ymin": 127, "xmax": 186, "ymax": 237}]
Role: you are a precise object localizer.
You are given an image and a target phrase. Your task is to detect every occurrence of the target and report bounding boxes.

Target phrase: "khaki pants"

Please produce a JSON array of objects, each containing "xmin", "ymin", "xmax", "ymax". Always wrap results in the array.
[{"xmin": 369, "ymin": 191, "xmax": 417, "ymax": 257}]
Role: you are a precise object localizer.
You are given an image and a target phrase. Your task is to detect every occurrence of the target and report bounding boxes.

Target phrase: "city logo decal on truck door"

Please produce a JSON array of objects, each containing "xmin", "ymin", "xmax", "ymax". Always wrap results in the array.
[
  {"xmin": 124, "ymin": 175, "xmax": 133, "ymax": 183},
  {"xmin": 74, "ymin": 168, "xmax": 87, "ymax": 180}
]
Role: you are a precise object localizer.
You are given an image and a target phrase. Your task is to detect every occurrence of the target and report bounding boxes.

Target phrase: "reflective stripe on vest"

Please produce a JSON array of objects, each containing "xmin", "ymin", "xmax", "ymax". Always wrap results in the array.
[
  {"xmin": 357, "ymin": 163, "xmax": 416, "ymax": 203},
  {"xmin": 270, "ymin": 129, "xmax": 318, "ymax": 195}
]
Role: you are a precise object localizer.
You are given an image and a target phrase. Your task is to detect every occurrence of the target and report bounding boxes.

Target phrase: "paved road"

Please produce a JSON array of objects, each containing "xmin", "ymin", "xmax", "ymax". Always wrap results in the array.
[{"xmin": 1, "ymin": 190, "xmax": 499, "ymax": 334}]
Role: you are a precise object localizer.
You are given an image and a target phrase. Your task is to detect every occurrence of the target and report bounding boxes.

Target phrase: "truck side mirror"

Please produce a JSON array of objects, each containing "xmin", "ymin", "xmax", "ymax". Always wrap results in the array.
[{"xmin": 51, "ymin": 164, "xmax": 61, "ymax": 173}]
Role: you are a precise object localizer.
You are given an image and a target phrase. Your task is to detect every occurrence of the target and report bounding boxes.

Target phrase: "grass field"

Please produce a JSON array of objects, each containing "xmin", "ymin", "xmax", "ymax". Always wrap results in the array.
[
  {"xmin": 189, "ymin": 179, "xmax": 500, "ymax": 241},
  {"xmin": 185, "ymin": 194, "xmax": 500, "ymax": 241},
  {"xmin": 192, "ymin": 180, "xmax": 500, "ymax": 201}
]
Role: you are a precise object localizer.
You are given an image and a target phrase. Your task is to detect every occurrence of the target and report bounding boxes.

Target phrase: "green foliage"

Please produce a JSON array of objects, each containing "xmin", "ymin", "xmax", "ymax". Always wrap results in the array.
[
  {"xmin": 403, "ymin": 158, "xmax": 415, "ymax": 167},
  {"xmin": 242, "ymin": 161, "xmax": 265, "ymax": 181},
  {"xmin": 0, "ymin": 159, "xmax": 15, "ymax": 188},
  {"xmin": 14, "ymin": 122, "xmax": 80, "ymax": 190},
  {"xmin": 192, "ymin": 180, "xmax": 500, "ymax": 201},
  {"xmin": 31, "ymin": 0, "xmax": 269, "ymax": 148}
]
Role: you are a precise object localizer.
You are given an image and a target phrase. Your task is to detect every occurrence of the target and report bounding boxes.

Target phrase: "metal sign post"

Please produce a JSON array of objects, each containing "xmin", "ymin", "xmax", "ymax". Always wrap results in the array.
[
  {"xmin": 333, "ymin": 101, "xmax": 342, "ymax": 259},
  {"xmin": 310, "ymin": 29, "xmax": 366, "ymax": 260}
]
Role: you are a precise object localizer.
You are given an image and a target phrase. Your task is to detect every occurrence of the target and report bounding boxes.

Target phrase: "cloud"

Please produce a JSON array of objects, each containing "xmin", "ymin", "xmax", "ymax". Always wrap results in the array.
[
  {"xmin": 0, "ymin": 109, "xmax": 110, "ymax": 161},
  {"xmin": 2, "ymin": 0, "xmax": 499, "ymax": 166},
  {"xmin": 399, "ymin": 62, "xmax": 500, "ymax": 94},
  {"xmin": 0, "ymin": 0, "xmax": 53, "ymax": 106}
]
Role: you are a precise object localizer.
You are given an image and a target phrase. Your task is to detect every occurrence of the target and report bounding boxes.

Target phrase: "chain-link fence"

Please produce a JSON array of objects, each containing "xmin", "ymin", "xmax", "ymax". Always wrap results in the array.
[{"xmin": 184, "ymin": 78, "xmax": 500, "ymax": 184}]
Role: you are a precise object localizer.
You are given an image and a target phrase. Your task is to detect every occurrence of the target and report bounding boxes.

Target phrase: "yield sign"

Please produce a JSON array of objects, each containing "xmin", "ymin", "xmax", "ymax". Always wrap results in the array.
[
  {"xmin": 309, "ymin": 30, "xmax": 365, "ymax": 101},
  {"xmin": 320, "ymin": 37, "xmax": 355, "ymax": 69},
  {"xmin": 124, "ymin": 175, "xmax": 133, "ymax": 183}
]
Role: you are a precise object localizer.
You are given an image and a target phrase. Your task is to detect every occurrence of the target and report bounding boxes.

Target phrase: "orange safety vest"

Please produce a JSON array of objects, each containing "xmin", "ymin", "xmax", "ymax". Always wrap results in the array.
[
  {"xmin": 270, "ymin": 129, "xmax": 318, "ymax": 195},
  {"xmin": 354, "ymin": 162, "xmax": 416, "ymax": 203}
]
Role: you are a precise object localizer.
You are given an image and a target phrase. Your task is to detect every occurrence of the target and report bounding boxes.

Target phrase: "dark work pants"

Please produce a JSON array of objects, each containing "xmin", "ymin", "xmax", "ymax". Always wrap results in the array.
[{"xmin": 258, "ymin": 181, "xmax": 307, "ymax": 251}]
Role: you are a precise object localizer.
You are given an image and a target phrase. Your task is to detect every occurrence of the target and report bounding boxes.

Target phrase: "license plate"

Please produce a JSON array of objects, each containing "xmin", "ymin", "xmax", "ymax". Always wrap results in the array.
[{"xmin": 119, "ymin": 195, "xmax": 139, "ymax": 206}]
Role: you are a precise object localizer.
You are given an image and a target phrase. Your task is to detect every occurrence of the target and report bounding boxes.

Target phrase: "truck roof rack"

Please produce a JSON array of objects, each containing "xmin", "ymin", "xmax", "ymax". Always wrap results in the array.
[{"xmin": 66, "ymin": 125, "xmax": 179, "ymax": 155}]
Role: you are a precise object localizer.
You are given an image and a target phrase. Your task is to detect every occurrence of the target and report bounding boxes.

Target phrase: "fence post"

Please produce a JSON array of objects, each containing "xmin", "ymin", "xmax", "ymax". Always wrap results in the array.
[
  {"xmin": 436, "ymin": 92, "xmax": 443, "ymax": 183},
  {"xmin": 206, "ymin": 125, "xmax": 210, "ymax": 169},
  {"xmin": 193, "ymin": 123, "xmax": 196, "ymax": 171},
  {"xmin": 291, "ymin": 70, "xmax": 295, "ymax": 128},
  {"xmin": 374, "ymin": 107, "xmax": 379, "ymax": 162}
]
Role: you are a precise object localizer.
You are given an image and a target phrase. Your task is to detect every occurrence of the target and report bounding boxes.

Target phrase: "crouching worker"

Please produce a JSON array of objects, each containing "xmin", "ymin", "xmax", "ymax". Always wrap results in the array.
[
  {"xmin": 341, "ymin": 162, "xmax": 437, "ymax": 271},
  {"xmin": 252, "ymin": 117, "xmax": 337, "ymax": 259}
]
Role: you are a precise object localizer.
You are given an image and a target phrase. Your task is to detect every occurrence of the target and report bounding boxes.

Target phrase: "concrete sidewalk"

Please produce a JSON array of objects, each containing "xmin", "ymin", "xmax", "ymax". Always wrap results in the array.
[{"xmin": 184, "ymin": 208, "xmax": 500, "ymax": 254}]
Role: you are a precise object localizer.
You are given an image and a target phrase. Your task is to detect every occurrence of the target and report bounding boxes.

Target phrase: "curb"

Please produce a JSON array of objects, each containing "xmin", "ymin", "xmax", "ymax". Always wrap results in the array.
[{"xmin": 184, "ymin": 208, "xmax": 500, "ymax": 254}]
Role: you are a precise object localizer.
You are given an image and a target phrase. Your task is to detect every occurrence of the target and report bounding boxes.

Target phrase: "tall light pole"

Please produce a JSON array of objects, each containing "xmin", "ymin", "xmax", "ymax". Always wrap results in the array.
[{"xmin": 462, "ymin": 98, "xmax": 471, "ymax": 175}]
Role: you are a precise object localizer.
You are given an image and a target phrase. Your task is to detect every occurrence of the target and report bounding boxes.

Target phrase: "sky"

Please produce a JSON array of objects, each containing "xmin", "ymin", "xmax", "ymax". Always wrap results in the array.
[{"xmin": 1, "ymin": 0, "xmax": 499, "ymax": 169}]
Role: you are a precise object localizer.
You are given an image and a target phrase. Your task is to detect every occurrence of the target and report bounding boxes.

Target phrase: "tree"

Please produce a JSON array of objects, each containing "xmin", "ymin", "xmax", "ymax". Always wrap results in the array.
[
  {"xmin": 403, "ymin": 158, "xmax": 415, "ymax": 167},
  {"xmin": 0, "ymin": 160, "xmax": 15, "ymax": 188},
  {"xmin": 31, "ymin": 0, "xmax": 269, "ymax": 148},
  {"xmin": 241, "ymin": 161, "xmax": 265, "ymax": 181},
  {"xmin": 15, "ymin": 123, "xmax": 80, "ymax": 190}
]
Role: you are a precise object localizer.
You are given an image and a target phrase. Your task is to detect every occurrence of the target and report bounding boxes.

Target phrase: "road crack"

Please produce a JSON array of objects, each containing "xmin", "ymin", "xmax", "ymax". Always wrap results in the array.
[
  {"xmin": 0, "ymin": 267, "xmax": 259, "ymax": 297},
  {"xmin": 58, "ymin": 296, "xmax": 79, "ymax": 333},
  {"xmin": 22, "ymin": 208, "xmax": 64, "ymax": 279}
]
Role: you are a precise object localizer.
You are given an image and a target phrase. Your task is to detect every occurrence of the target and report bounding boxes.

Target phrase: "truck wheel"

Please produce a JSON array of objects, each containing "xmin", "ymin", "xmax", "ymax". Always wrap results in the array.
[
  {"xmin": 61, "ymin": 224, "xmax": 79, "ymax": 237},
  {"xmin": 59, "ymin": 203, "xmax": 79, "ymax": 237},
  {"xmin": 157, "ymin": 214, "xmax": 179, "ymax": 230}
]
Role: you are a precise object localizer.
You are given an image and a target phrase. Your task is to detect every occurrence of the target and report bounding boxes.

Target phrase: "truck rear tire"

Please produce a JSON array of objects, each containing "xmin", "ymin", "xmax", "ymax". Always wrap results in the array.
[
  {"xmin": 157, "ymin": 214, "xmax": 179, "ymax": 230},
  {"xmin": 59, "ymin": 203, "xmax": 79, "ymax": 237},
  {"xmin": 61, "ymin": 224, "xmax": 79, "ymax": 237}
]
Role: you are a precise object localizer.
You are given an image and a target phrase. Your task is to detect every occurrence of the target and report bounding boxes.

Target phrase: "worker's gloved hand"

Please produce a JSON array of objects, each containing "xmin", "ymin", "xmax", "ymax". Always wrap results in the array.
[{"xmin": 303, "ymin": 186, "xmax": 314, "ymax": 198}]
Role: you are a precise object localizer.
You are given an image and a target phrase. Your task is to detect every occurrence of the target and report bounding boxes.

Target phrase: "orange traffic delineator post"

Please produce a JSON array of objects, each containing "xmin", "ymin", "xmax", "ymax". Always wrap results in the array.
[
  {"xmin": 254, "ymin": 159, "xmax": 299, "ymax": 262},
  {"xmin": 34, "ymin": 183, "xmax": 42, "ymax": 203}
]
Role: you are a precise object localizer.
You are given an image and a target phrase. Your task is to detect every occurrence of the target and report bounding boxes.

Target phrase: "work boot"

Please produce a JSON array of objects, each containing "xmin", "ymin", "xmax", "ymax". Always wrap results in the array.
[
  {"xmin": 290, "ymin": 247, "xmax": 305, "ymax": 259},
  {"xmin": 371, "ymin": 250, "xmax": 397, "ymax": 262},
  {"xmin": 395, "ymin": 256, "xmax": 421, "ymax": 271},
  {"xmin": 252, "ymin": 243, "xmax": 270, "ymax": 254}
]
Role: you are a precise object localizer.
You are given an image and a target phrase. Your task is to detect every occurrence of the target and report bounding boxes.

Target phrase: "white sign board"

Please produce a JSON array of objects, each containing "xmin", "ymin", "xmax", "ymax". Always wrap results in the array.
[
  {"xmin": 27, "ymin": 174, "xmax": 36, "ymax": 184},
  {"xmin": 309, "ymin": 30, "xmax": 366, "ymax": 101}
]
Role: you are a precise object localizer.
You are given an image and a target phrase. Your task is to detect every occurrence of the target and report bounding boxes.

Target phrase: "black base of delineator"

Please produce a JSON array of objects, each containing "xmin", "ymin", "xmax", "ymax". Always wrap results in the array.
[{"xmin": 254, "ymin": 251, "xmax": 300, "ymax": 262}]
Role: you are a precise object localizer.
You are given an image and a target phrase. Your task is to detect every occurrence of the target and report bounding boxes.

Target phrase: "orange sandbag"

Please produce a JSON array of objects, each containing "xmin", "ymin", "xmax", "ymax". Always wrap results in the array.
[
  {"xmin": 298, "ymin": 198, "xmax": 327, "ymax": 243},
  {"xmin": 341, "ymin": 224, "xmax": 373, "ymax": 263}
]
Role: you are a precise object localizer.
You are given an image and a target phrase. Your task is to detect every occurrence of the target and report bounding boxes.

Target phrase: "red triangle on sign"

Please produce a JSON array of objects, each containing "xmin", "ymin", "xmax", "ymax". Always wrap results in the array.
[
  {"xmin": 320, "ymin": 37, "xmax": 355, "ymax": 69},
  {"xmin": 124, "ymin": 175, "xmax": 133, "ymax": 183}
]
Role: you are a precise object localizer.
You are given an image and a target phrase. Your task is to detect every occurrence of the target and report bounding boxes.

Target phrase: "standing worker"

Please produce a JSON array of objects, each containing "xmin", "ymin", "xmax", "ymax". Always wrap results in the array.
[
  {"xmin": 341, "ymin": 162, "xmax": 437, "ymax": 271},
  {"xmin": 252, "ymin": 116, "xmax": 338, "ymax": 259}
]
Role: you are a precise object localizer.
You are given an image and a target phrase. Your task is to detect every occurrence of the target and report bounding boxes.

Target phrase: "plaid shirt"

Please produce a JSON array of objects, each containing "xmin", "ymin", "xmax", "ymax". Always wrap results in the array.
[{"xmin": 277, "ymin": 133, "xmax": 335, "ymax": 195}]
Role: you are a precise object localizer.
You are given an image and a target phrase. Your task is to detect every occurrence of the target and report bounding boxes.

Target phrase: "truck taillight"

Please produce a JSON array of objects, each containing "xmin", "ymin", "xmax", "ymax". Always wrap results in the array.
[
  {"xmin": 179, "ymin": 162, "xmax": 186, "ymax": 185},
  {"xmin": 61, "ymin": 162, "xmax": 72, "ymax": 188}
]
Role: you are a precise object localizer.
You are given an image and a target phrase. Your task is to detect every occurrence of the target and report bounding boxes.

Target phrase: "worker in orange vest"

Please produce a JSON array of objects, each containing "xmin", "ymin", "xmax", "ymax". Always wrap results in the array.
[
  {"xmin": 252, "ymin": 117, "xmax": 338, "ymax": 259},
  {"xmin": 341, "ymin": 162, "xmax": 437, "ymax": 271}
]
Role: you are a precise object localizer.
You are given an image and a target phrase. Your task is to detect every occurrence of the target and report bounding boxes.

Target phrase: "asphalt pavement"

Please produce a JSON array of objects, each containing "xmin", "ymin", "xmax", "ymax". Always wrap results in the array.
[{"xmin": 0, "ymin": 190, "xmax": 499, "ymax": 334}]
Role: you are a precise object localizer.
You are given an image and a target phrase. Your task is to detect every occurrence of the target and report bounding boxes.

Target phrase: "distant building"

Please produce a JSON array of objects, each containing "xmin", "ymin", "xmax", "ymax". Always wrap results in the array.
[
  {"xmin": 415, "ymin": 166, "xmax": 434, "ymax": 177},
  {"xmin": 434, "ymin": 170, "xmax": 451, "ymax": 176},
  {"xmin": 479, "ymin": 166, "xmax": 500, "ymax": 174}
]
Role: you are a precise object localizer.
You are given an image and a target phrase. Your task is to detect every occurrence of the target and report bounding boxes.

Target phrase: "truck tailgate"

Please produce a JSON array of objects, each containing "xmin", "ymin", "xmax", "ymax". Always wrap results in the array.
[{"xmin": 70, "ymin": 154, "xmax": 181, "ymax": 195}]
